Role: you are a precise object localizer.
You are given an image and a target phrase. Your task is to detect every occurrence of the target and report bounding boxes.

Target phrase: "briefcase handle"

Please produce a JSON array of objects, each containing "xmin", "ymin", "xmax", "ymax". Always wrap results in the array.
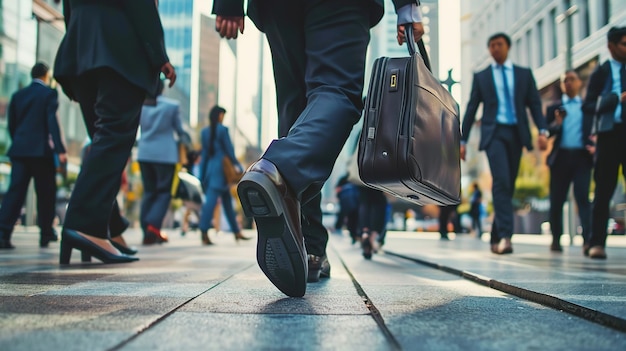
[{"xmin": 404, "ymin": 23, "xmax": 432, "ymax": 73}]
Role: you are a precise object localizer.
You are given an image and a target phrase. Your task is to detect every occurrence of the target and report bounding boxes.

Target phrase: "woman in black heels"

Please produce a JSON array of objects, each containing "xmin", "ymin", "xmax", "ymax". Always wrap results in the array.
[{"xmin": 53, "ymin": 0, "xmax": 176, "ymax": 264}]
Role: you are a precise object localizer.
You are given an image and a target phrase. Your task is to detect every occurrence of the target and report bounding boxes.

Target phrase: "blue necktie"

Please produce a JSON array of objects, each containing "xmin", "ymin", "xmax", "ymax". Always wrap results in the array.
[
  {"xmin": 619, "ymin": 63, "xmax": 626, "ymax": 122},
  {"xmin": 500, "ymin": 65, "xmax": 515, "ymax": 124}
]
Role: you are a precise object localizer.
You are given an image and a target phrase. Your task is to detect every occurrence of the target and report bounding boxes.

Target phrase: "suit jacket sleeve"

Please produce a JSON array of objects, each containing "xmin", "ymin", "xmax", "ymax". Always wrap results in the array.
[
  {"xmin": 391, "ymin": 0, "xmax": 420, "ymax": 11},
  {"xmin": 199, "ymin": 129, "xmax": 209, "ymax": 185},
  {"xmin": 461, "ymin": 72, "xmax": 482, "ymax": 142},
  {"xmin": 545, "ymin": 104, "xmax": 561, "ymax": 136},
  {"xmin": 172, "ymin": 105, "xmax": 185, "ymax": 138},
  {"xmin": 221, "ymin": 128, "xmax": 241, "ymax": 170},
  {"xmin": 212, "ymin": 0, "xmax": 245, "ymax": 16},
  {"xmin": 63, "ymin": 0, "xmax": 71, "ymax": 28},
  {"xmin": 121, "ymin": 0, "xmax": 169, "ymax": 69},
  {"xmin": 7, "ymin": 94, "xmax": 16, "ymax": 139},
  {"xmin": 524, "ymin": 70, "xmax": 547, "ymax": 130},
  {"xmin": 582, "ymin": 64, "xmax": 606, "ymax": 115},
  {"xmin": 47, "ymin": 90, "xmax": 66, "ymax": 153}
]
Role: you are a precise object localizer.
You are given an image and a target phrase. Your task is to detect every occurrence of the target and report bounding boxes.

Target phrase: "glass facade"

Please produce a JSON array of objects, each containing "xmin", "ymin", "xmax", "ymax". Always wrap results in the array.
[{"xmin": 159, "ymin": 0, "xmax": 193, "ymax": 123}]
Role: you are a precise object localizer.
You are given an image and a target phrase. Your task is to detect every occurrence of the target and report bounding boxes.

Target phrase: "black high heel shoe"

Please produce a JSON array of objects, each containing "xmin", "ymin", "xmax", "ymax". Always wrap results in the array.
[
  {"xmin": 110, "ymin": 240, "xmax": 138, "ymax": 255},
  {"xmin": 60, "ymin": 229, "xmax": 139, "ymax": 264}
]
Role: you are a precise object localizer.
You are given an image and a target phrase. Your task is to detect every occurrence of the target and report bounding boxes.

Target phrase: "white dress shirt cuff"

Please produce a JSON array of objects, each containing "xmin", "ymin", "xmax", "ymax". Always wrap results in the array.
[{"xmin": 397, "ymin": 4, "xmax": 423, "ymax": 25}]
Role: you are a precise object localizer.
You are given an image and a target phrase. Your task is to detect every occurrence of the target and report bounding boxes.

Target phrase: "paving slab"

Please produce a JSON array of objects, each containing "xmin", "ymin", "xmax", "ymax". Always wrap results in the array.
[{"xmin": 0, "ymin": 227, "xmax": 625, "ymax": 351}]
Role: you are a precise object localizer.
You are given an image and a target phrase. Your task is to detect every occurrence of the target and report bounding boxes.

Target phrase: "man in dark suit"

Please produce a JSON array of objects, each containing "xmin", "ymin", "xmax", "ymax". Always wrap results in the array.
[
  {"xmin": 53, "ymin": 0, "xmax": 176, "ymax": 264},
  {"xmin": 212, "ymin": 0, "xmax": 423, "ymax": 297},
  {"xmin": 0, "ymin": 63, "xmax": 66, "ymax": 249},
  {"xmin": 583, "ymin": 27, "xmax": 626, "ymax": 259},
  {"xmin": 460, "ymin": 32, "xmax": 548, "ymax": 255},
  {"xmin": 545, "ymin": 70, "xmax": 594, "ymax": 253}
]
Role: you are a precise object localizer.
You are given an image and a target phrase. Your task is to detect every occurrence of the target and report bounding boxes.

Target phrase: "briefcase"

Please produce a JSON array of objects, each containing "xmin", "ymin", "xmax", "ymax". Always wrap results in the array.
[{"xmin": 357, "ymin": 25, "xmax": 461, "ymax": 206}]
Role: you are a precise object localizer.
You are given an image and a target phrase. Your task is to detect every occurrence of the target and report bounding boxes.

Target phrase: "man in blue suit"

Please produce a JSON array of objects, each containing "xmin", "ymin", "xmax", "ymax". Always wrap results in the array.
[
  {"xmin": 460, "ymin": 33, "xmax": 548, "ymax": 255},
  {"xmin": 0, "ymin": 63, "xmax": 67, "ymax": 249}
]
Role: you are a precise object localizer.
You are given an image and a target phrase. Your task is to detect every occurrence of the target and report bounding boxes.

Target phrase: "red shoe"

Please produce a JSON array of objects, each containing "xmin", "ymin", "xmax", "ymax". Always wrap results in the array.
[{"xmin": 146, "ymin": 225, "xmax": 169, "ymax": 243}]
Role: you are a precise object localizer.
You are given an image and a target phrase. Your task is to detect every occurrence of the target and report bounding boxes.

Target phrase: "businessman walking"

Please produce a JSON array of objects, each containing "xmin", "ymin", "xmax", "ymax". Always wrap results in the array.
[
  {"xmin": 0, "ymin": 63, "xmax": 67, "ymax": 249},
  {"xmin": 460, "ymin": 33, "xmax": 548, "ymax": 255}
]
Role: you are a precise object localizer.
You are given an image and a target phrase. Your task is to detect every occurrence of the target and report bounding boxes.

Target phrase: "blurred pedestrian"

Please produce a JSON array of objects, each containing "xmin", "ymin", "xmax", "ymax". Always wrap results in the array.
[
  {"xmin": 334, "ymin": 175, "xmax": 360, "ymax": 243},
  {"xmin": 53, "ymin": 0, "xmax": 176, "ymax": 264},
  {"xmin": 357, "ymin": 186, "xmax": 388, "ymax": 259},
  {"xmin": 438, "ymin": 205, "xmax": 457, "ymax": 241},
  {"xmin": 0, "ymin": 63, "xmax": 67, "ymax": 249},
  {"xmin": 460, "ymin": 32, "xmax": 548, "ymax": 255},
  {"xmin": 469, "ymin": 183, "xmax": 483, "ymax": 238},
  {"xmin": 213, "ymin": 0, "xmax": 424, "ymax": 297},
  {"xmin": 546, "ymin": 70, "xmax": 594, "ymax": 253},
  {"xmin": 583, "ymin": 27, "xmax": 626, "ymax": 259},
  {"xmin": 198, "ymin": 106, "xmax": 250, "ymax": 245},
  {"xmin": 138, "ymin": 80, "xmax": 189, "ymax": 245}
]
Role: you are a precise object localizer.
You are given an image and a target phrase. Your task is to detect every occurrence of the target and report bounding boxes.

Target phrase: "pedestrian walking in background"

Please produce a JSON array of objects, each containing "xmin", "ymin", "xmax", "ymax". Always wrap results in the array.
[
  {"xmin": 358, "ymin": 186, "xmax": 389, "ymax": 259},
  {"xmin": 334, "ymin": 175, "xmax": 360, "ymax": 244},
  {"xmin": 53, "ymin": 0, "xmax": 176, "ymax": 264},
  {"xmin": 138, "ymin": 80, "xmax": 189, "ymax": 245},
  {"xmin": 0, "ymin": 63, "xmax": 66, "ymax": 250},
  {"xmin": 460, "ymin": 32, "xmax": 548, "ymax": 255},
  {"xmin": 198, "ymin": 106, "xmax": 250, "ymax": 246},
  {"xmin": 583, "ymin": 26, "xmax": 626, "ymax": 260},
  {"xmin": 546, "ymin": 70, "xmax": 594, "ymax": 253},
  {"xmin": 438, "ymin": 205, "xmax": 458, "ymax": 241},
  {"xmin": 213, "ymin": 0, "xmax": 424, "ymax": 297},
  {"xmin": 469, "ymin": 183, "xmax": 483, "ymax": 238}
]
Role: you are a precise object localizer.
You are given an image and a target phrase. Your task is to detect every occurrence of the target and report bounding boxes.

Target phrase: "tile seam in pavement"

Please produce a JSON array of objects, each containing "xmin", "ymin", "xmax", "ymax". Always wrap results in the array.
[
  {"xmin": 106, "ymin": 264, "xmax": 254, "ymax": 351},
  {"xmin": 331, "ymin": 245, "xmax": 403, "ymax": 351},
  {"xmin": 384, "ymin": 250, "xmax": 626, "ymax": 334}
]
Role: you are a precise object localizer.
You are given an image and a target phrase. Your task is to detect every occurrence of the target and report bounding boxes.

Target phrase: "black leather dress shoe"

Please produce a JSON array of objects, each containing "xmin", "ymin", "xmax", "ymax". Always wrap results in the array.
[
  {"xmin": 307, "ymin": 254, "xmax": 330, "ymax": 283},
  {"xmin": 0, "ymin": 238, "xmax": 15, "ymax": 249},
  {"xmin": 237, "ymin": 159, "xmax": 308, "ymax": 297},
  {"xmin": 60, "ymin": 229, "xmax": 139, "ymax": 264}
]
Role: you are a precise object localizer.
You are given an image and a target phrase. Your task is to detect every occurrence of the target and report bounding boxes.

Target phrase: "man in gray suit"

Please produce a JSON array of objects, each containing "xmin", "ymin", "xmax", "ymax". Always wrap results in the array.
[
  {"xmin": 460, "ymin": 33, "xmax": 548, "ymax": 254},
  {"xmin": 138, "ymin": 81, "xmax": 188, "ymax": 245}
]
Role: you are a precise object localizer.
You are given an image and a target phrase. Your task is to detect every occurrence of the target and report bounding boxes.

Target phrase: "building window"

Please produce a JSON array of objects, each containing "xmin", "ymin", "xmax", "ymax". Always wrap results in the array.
[
  {"xmin": 579, "ymin": 0, "xmax": 590, "ymax": 39},
  {"xmin": 537, "ymin": 19, "xmax": 545, "ymax": 66},
  {"xmin": 600, "ymin": 0, "xmax": 611, "ymax": 26},
  {"xmin": 550, "ymin": 8, "xmax": 558, "ymax": 59},
  {"xmin": 526, "ymin": 29, "xmax": 533, "ymax": 67}
]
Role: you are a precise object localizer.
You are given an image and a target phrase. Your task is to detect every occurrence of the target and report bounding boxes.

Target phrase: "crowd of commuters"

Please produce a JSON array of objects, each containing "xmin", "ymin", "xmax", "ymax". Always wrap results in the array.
[{"xmin": 0, "ymin": 0, "xmax": 624, "ymax": 299}]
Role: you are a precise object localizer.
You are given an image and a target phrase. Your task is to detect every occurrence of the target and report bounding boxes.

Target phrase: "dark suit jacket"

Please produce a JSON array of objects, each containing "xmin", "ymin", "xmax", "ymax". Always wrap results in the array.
[
  {"xmin": 212, "ymin": 0, "xmax": 419, "ymax": 31},
  {"xmin": 581, "ymin": 61, "xmax": 622, "ymax": 135},
  {"xmin": 54, "ymin": 0, "xmax": 169, "ymax": 100},
  {"xmin": 7, "ymin": 82, "xmax": 65, "ymax": 158},
  {"xmin": 545, "ymin": 100, "xmax": 593, "ymax": 167},
  {"xmin": 461, "ymin": 64, "xmax": 547, "ymax": 151}
]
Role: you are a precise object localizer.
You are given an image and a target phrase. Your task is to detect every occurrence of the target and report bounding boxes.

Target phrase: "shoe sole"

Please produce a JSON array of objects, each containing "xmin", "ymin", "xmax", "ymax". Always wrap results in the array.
[{"xmin": 238, "ymin": 172, "xmax": 307, "ymax": 297}]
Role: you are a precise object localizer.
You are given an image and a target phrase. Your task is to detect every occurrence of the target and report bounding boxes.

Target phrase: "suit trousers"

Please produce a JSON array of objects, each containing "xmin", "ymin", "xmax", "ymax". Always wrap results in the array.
[
  {"xmin": 139, "ymin": 162, "xmax": 175, "ymax": 232},
  {"xmin": 0, "ymin": 157, "xmax": 56, "ymax": 239},
  {"xmin": 485, "ymin": 125, "xmax": 523, "ymax": 243},
  {"xmin": 590, "ymin": 123, "xmax": 626, "ymax": 247},
  {"xmin": 63, "ymin": 68, "xmax": 145, "ymax": 239},
  {"xmin": 548, "ymin": 149, "xmax": 592, "ymax": 243},
  {"xmin": 257, "ymin": 0, "xmax": 371, "ymax": 256}
]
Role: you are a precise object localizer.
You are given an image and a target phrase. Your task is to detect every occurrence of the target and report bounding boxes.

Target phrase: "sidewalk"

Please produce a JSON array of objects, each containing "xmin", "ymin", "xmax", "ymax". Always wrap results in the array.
[{"xmin": 1, "ymin": 227, "xmax": 625, "ymax": 350}]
